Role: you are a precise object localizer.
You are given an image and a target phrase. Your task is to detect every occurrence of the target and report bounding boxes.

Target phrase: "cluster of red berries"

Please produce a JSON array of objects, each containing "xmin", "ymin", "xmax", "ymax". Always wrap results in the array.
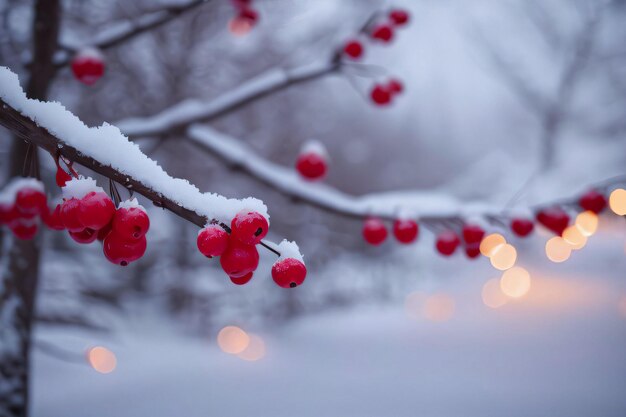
[
  {"xmin": 197, "ymin": 210, "xmax": 306, "ymax": 288},
  {"xmin": 0, "ymin": 179, "xmax": 48, "ymax": 240},
  {"xmin": 370, "ymin": 78, "xmax": 404, "ymax": 106},
  {"xmin": 295, "ymin": 140, "xmax": 328, "ymax": 181},
  {"xmin": 71, "ymin": 48, "xmax": 105, "ymax": 86},
  {"xmin": 342, "ymin": 8, "xmax": 410, "ymax": 60},
  {"xmin": 535, "ymin": 189, "xmax": 607, "ymax": 235},
  {"xmin": 362, "ymin": 217, "xmax": 419, "ymax": 246},
  {"xmin": 229, "ymin": 0, "xmax": 259, "ymax": 35}
]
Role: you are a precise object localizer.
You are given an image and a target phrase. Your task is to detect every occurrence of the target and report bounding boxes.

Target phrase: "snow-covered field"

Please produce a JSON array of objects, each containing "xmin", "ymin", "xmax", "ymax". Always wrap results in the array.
[{"xmin": 32, "ymin": 226, "xmax": 626, "ymax": 417}]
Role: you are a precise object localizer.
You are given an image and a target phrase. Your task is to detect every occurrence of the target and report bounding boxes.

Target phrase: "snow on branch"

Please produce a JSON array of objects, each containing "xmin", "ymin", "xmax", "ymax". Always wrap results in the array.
[
  {"xmin": 55, "ymin": 0, "xmax": 209, "ymax": 68},
  {"xmin": 117, "ymin": 61, "xmax": 340, "ymax": 138},
  {"xmin": 0, "ymin": 66, "xmax": 297, "ymax": 257}
]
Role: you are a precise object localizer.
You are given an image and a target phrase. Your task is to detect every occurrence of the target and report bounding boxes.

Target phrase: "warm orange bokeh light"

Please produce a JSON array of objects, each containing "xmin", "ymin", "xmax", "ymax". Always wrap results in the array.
[
  {"xmin": 562, "ymin": 225, "xmax": 587, "ymax": 250},
  {"xmin": 237, "ymin": 334, "xmax": 266, "ymax": 361},
  {"xmin": 480, "ymin": 233, "xmax": 506, "ymax": 257},
  {"xmin": 217, "ymin": 326, "xmax": 250, "ymax": 354},
  {"xmin": 490, "ymin": 243, "xmax": 517, "ymax": 270},
  {"xmin": 500, "ymin": 266, "xmax": 531, "ymax": 298},
  {"xmin": 609, "ymin": 188, "xmax": 626, "ymax": 215},
  {"xmin": 575, "ymin": 211, "xmax": 598, "ymax": 236},
  {"xmin": 545, "ymin": 236, "xmax": 572, "ymax": 263},
  {"xmin": 86, "ymin": 346, "xmax": 117, "ymax": 374},
  {"xmin": 482, "ymin": 278, "xmax": 509, "ymax": 308},
  {"xmin": 423, "ymin": 294, "xmax": 455, "ymax": 321},
  {"xmin": 228, "ymin": 17, "xmax": 253, "ymax": 36}
]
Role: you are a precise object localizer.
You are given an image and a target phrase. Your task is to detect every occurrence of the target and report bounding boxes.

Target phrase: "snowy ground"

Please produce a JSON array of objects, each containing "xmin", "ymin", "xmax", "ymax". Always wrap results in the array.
[{"xmin": 32, "ymin": 225, "xmax": 626, "ymax": 417}]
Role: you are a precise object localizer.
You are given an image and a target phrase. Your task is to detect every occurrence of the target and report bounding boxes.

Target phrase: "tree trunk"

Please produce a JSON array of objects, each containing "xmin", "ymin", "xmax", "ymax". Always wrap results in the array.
[{"xmin": 0, "ymin": 1, "xmax": 60, "ymax": 416}]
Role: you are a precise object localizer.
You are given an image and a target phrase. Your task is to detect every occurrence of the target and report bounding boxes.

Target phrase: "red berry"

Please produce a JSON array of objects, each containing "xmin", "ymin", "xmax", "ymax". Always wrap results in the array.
[
  {"xmin": 387, "ymin": 78, "xmax": 404, "ymax": 95},
  {"xmin": 238, "ymin": 7, "xmax": 258, "ymax": 24},
  {"xmin": 0, "ymin": 203, "xmax": 18, "ymax": 225},
  {"xmin": 230, "ymin": 211, "xmax": 268, "ymax": 245},
  {"xmin": 103, "ymin": 233, "xmax": 147, "ymax": 266},
  {"xmin": 71, "ymin": 51, "xmax": 105, "ymax": 85},
  {"xmin": 197, "ymin": 225, "xmax": 229, "ymax": 257},
  {"xmin": 56, "ymin": 165, "xmax": 72, "ymax": 187},
  {"xmin": 436, "ymin": 231, "xmax": 460, "ymax": 256},
  {"xmin": 230, "ymin": 272, "xmax": 254, "ymax": 286},
  {"xmin": 220, "ymin": 241, "xmax": 259, "ymax": 278},
  {"xmin": 510, "ymin": 218, "xmax": 534, "ymax": 237},
  {"xmin": 371, "ymin": 24, "xmax": 394, "ymax": 42},
  {"xmin": 389, "ymin": 9, "xmax": 410, "ymax": 26},
  {"xmin": 579, "ymin": 190, "xmax": 607, "ymax": 214},
  {"xmin": 370, "ymin": 84, "xmax": 392, "ymax": 106},
  {"xmin": 10, "ymin": 221, "xmax": 38, "ymax": 240},
  {"xmin": 60, "ymin": 198, "xmax": 84, "ymax": 232},
  {"xmin": 462, "ymin": 224, "xmax": 485, "ymax": 243},
  {"xmin": 272, "ymin": 258, "xmax": 307, "ymax": 288},
  {"xmin": 296, "ymin": 153, "xmax": 327, "ymax": 180},
  {"xmin": 78, "ymin": 191, "xmax": 115, "ymax": 230},
  {"xmin": 112, "ymin": 206, "xmax": 150, "ymax": 240},
  {"xmin": 97, "ymin": 222, "xmax": 113, "ymax": 241},
  {"xmin": 536, "ymin": 207, "xmax": 570, "ymax": 236},
  {"xmin": 69, "ymin": 228, "xmax": 98, "ymax": 244},
  {"xmin": 393, "ymin": 219, "xmax": 418, "ymax": 244},
  {"xmin": 362, "ymin": 217, "xmax": 388, "ymax": 245},
  {"xmin": 343, "ymin": 40, "xmax": 364, "ymax": 59},
  {"xmin": 15, "ymin": 188, "xmax": 47, "ymax": 215},
  {"xmin": 42, "ymin": 204, "xmax": 65, "ymax": 230},
  {"xmin": 465, "ymin": 242, "xmax": 481, "ymax": 259}
]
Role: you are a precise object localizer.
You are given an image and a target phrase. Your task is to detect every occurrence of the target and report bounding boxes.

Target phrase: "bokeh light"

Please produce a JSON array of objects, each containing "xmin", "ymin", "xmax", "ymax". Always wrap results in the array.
[
  {"xmin": 500, "ymin": 267, "xmax": 531, "ymax": 298},
  {"xmin": 86, "ymin": 346, "xmax": 117, "ymax": 374},
  {"xmin": 228, "ymin": 17, "xmax": 253, "ymax": 36},
  {"xmin": 545, "ymin": 236, "xmax": 572, "ymax": 263},
  {"xmin": 562, "ymin": 225, "xmax": 587, "ymax": 250},
  {"xmin": 609, "ymin": 188, "xmax": 626, "ymax": 215},
  {"xmin": 423, "ymin": 294, "xmax": 455, "ymax": 321},
  {"xmin": 489, "ymin": 243, "xmax": 517, "ymax": 270},
  {"xmin": 480, "ymin": 233, "xmax": 506, "ymax": 257},
  {"xmin": 482, "ymin": 278, "xmax": 509, "ymax": 308},
  {"xmin": 217, "ymin": 326, "xmax": 250, "ymax": 354},
  {"xmin": 237, "ymin": 334, "xmax": 266, "ymax": 361},
  {"xmin": 575, "ymin": 211, "xmax": 598, "ymax": 236}
]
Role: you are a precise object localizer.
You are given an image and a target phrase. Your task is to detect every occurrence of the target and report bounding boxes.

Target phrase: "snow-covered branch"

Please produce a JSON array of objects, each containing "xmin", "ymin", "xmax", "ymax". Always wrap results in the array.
[
  {"xmin": 0, "ymin": 66, "xmax": 298, "ymax": 258},
  {"xmin": 117, "ymin": 61, "xmax": 340, "ymax": 138}
]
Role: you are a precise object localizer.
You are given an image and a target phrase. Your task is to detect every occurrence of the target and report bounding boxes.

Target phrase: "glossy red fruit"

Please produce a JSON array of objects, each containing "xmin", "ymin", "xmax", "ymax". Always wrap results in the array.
[
  {"xmin": 362, "ymin": 217, "xmax": 388, "ymax": 245},
  {"xmin": 220, "ymin": 242, "xmax": 259, "ymax": 278},
  {"xmin": 272, "ymin": 258, "xmax": 307, "ymax": 288},
  {"xmin": 230, "ymin": 272, "xmax": 254, "ymax": 286},
  {"xmin": 42, "ymin": 204, "xmax": 65, "ymax": 230},
  {"xmin": 56, "ymin": 165, "xmax": 72, "ymax": 187},
  {"xmin": 71, "ymin": 52, "xmax": 105, "ymax": 85},
  {"xmin": 238, "ymin": 7, "xmax": 259, "ymax": 24},
  {"xmin": 387, "ymin": 78, "xmax": 404, "ymax": 94},
  {"xmin": 78, "ymin": 191, "xmax": 115, "ymax": 230},
  {"xmin": 465, "ymin": 243, "xmax": 481, "ymax": 259},
  {"xmin": 343, "ymin": 40, "xmax": 364, "ymax": 59},
  {"xmin": 389, "ymin": 9, "xmax": 410, "ymax": 26},
  {"xmin": 510, "ymin": 218, "xmax": 534, "ymax": 237},
  {"xmin": 197, "ymin": 225, "xmax": 229, "ymax": 257},
  {"xmin": 69, "ymin": 228, "xmax": 98, "ymax": 244},
  {"xmin": 15, "ymin": 188, "xmax": 47, "ymax": 215},
  {"xmin": 97, "ymin": 222, "xmax": 113, "ymax": 241},
  {"xmin": 103, "ymin": 233, "xmax": 147, "ymax": 266},
  {"xmin": 536, "ymin": 207, "xmax": 570, "ymax": 236},
  {"xmin": 60, "ymin": 198, "xmax": 84, "ymax": 232},
  {"xmin": 370, "ymin": 84, "xmax": 391, "ymax": 106},
  {"xmin": 462, "ymin": 224, "xmax": 485, "ymax": 244},
  {"xmin": 296, "ymin": 152, "xmax": 327, "ymax": 180},
  {"xmin": 371, "ymin": 24, "xmax": 394, "ymax": 42},
  {"xmin": 579, "ymin": 190, "xmax": 607, "ymax": 214},
  {"xmin": 0, "ymin": 203, "xmax": 18, "ymax": 225},
  {"xmin": 231, "ymin": 211, "xmax": 268, "ymax": 245},
  {"xmin": 436, "ymin": 231, "xmax": 460, "ymax": 256},
  {"xmin": 393, "ymin": 219, "xmax": 419, "ymax": 244},
  {"xmin": 112, "ymin": 207, "xmax": 150, "ymax": 240},
  {"xmin": 10, "ymin": 222, "xmax": 38, "ymax": 240}
]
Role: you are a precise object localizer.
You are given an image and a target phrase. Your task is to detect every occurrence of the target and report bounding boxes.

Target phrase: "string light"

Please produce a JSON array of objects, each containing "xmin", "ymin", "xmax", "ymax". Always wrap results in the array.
[
  {"xmin": 545, "ymin": 237, "xmax": 572, "ymax": 263},
  {"xmin": 217, "ymin": 326, "xmax": 250, "ymax": 354},
  {"xmin": 575, "ymin": 211, "xmax": 598, "ymax": 236},
  {"xmin": 562, "ymin": 225, "xmax": 587, "ymax": 250},
  {"xmin": 609, "ymin": 188, "xmax": 626, "ymax": 215},
  {"xmin": 86, "ymin": 346, "xmax": 117, "ymax": 374},
  {"xmin": 482, "ymin": 278, "xmax": 509, "ymax": 308},
  {"xmin": 490, "ymin": 243, "xmax": 517, "ymax": 270},
  {"xmin": 480, "ymin": 233, "xmax": 506, "ymax": 257},
  {"xmin": 500, "ymin": 266, "xmax": 531, "ymax": 298}
]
